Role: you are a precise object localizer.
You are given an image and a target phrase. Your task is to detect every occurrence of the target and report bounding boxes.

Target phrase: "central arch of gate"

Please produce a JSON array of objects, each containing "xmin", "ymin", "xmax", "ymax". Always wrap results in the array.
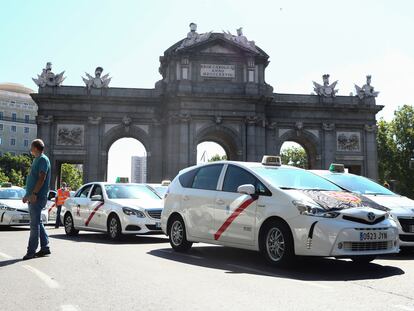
[{"xmin": 32, "ymin": 32, "xmax": 382, "ymax": 187}]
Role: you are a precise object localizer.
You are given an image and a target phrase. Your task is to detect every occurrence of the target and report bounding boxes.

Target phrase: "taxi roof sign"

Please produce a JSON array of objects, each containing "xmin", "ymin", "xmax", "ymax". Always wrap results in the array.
[
  {"xmin": 161, "ymin": 180, "xmax": 171, "ymax": 186},
  {"xmin": 262, "ymin": 155, "xmax": 282, "ymax": 166},
  {"xmin": 1, "ymin": 182, "xmax": 12, "ymax": 188},
  {"xmin": 116, "ymin": 177, "xmax": 129, "ymax": 183},
  {"xmin": 329, "ymin": 163, "xmax": 345, "ymax": 173}
]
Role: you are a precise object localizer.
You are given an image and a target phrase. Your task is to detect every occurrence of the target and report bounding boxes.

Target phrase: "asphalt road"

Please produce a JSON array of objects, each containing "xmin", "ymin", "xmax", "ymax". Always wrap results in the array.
[{"xmin": 1, "ymin": 226, "xmax": 414, "ymax": 311}]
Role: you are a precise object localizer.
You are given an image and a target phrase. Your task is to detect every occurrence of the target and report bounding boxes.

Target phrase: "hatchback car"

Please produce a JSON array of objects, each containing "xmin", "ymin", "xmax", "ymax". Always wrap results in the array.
[
  {"xmin": 161, "ymin": 156, "xmax": 399, "ymax": 266},
  {"xmin": 312, "ymin": 164, "xmax": 414, "ymax": 249},
  {"xmin": 61, "ymin": 182, "xmax": 163, "ymax": 240}
]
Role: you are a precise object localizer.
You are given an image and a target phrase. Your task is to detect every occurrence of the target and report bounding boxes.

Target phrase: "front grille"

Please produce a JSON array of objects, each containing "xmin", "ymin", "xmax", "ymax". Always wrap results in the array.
[
  {"xmin": 146, "ymin": 209, "xmax": 162, "ymax": 219},
  {"xmin": 398, "ymin": 218, "xmax": 414, "ymax": 233},
  {"xmin": 399, "ymin": 234, "xmax": 414, "ymax": 242},
  {"xmin": 343, "ymin": 241, "xmax": 392, "ymax": 252},
  {"xmin": 343, "ymin": 215, "xmax": 385, "ymax": 225}
]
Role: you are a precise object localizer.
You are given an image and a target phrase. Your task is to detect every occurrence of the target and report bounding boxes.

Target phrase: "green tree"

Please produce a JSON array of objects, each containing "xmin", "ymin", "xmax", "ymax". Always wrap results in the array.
[
  {"xmin": 0, "ymin": 153, "xmax": 32, "ymax": 186},
  {"xmin": 208, "ymin": 154, "xmax": 227, "ymax": 162},
  {"xmin": 281, "ymin": 146, "xmax": 308, "ymax": 168},
  {"xmin": 0, "ymin": 168, "xmax": 9, "ymax": 184},
  {"xmin": 61, "ymin": 164, "xmax": 83, "ymax": 191}
]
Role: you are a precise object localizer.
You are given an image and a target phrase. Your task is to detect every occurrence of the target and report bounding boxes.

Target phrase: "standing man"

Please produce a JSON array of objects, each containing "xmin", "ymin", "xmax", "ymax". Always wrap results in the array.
[
  {"xmin": 22, "ymin": 139, "xmax": 51, "ymax": 260},
  {"xmin": 55, "ymin": 182, "xmax": 70, "ymax": 228}
]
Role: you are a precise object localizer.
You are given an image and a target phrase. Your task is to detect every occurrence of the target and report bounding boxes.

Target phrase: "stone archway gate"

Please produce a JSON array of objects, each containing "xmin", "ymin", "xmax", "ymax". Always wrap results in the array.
[{"xmin": 32, "ymin": 32, "xmax": 382, "ymax": 187}]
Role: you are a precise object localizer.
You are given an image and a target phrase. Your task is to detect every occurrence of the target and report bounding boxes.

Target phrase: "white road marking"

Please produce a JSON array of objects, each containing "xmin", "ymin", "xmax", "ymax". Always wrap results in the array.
[
  {"xmin": 22, "ymin": 265, "xmax": 60, "ymax": 289},
  {"xmin": 227, "ymin": 264, "xmax": 332, "ymax": 290},
  {"xmin": 0, "ymin": 251, "xmax": 13, "ymax": 259},
  {"xmin": 61, "ymin": 305, "xmax": 80, "ymax": 311},
  {"xmin": 394, "ymin": 305, "xmax": 414, "ymax": 311}
]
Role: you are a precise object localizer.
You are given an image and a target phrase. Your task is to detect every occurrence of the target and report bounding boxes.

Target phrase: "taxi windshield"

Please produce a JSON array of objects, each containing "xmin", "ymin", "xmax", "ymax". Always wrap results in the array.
[
  {"xmin": 251, "ymin": 167, "xmax": 342, "ymax": 191},
  {"xmin": 0, "ymin": 188, "xmax": 25, "ymax": 200},
  {"xmin": 105, "ymin": 184, "xmax": 161, "ymax": 200},
  {"xmin": 319, "ymin": 173, "xmax": 395, "ymax": 195}
]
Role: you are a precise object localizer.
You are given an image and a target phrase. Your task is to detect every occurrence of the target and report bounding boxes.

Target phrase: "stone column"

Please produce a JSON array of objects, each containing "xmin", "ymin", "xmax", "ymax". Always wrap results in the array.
[
  {"xmin": 179, "ymin": 114, "xmax": 191, "ymax": 170},
  {"xmin": 246, "ymin": 116, "xmax": 257, "ymax": 161},
  {"xmin": 86, "ymin": 116, "xmax": 102, "ymax": 182},
  {"xmin": 265, "ymin": 121, "xmax": 278, "ymax": 155},
  {"xmin": 365, "ymin": 124, "xmax": 378, "ymax": 180},
  {"xmin": 148, "ymin": 119, "xmax": 163, "ymax": 182},
  {"xmin": 322, "ymin": 123, "xmax": 336, "ymax": 170}
]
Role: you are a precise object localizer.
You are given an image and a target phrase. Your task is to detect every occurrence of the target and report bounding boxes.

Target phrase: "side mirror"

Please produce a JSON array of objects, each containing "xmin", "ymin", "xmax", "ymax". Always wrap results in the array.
[
  {"xmin": 48, "ymin": 192, "xmax": 56, "ymax": 200},
  {"xmin": 237, "ymin": 184, "xmax": 256, "ymax": 195},
  {"xmin": 51, "ymin": 198, "xmax": 56, "ymax": 202},
  {"xmin": 91, "ymin": 194, "xmax": 103, "ymax": 202}
]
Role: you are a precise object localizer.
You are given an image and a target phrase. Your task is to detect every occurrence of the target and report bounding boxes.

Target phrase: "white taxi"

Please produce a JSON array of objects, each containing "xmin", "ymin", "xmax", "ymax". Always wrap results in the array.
[
  {"xmin": 61, "ymin": 182, "xmax": 163, "ymax": 240},
  {"xmin": 0, "ymin": 183, "xmax": 48, "ymax": 226},
  {"xmin": 161, "ymin": 156, "xmax": 399, "ymax": 266},
  {"xmin": 312, "ymin": 164, "xmax": 414, "ymax": 250}
]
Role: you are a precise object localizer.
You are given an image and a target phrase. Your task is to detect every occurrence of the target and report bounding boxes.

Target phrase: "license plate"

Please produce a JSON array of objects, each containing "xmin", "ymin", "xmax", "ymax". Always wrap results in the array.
[
  {"xmin": 22, "ymin": 215, "xmax": 30, "ymax": 220},
  {"xmin": 155, "ymin": 222, "xmax": 161, "ymax": 229},
  {"xmin": 409, "ymin": 225, "xmax": 414, "ymax": 233},
  {"xmin": 360, "ymin": 231, "xmax": 387, "ymax": 241}
]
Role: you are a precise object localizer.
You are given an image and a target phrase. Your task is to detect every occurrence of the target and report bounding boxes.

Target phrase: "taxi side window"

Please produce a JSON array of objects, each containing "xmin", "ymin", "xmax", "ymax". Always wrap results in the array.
[
  {"xmin": 222, "ymin": 165, "xmax": 271, "ymax": 196},
  {"xmin": 192, "ymin": 164, "xmax": 223, "ymax": 191},
  {"xmin": 179, "ymin": 169, "xmax": 198, "ymax": 188},
  {"xmin": 76, "ymin": 185, "xmax": 92, "ymax": 198},
  {"xmin": 90, "ymin": 185, "xmax": 102, "ymax": 197}
]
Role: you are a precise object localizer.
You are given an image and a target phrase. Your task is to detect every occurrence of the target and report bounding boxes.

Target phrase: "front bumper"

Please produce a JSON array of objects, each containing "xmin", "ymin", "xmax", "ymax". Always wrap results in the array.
[
  {"xmin": 0, "ymin": 211, "xmax": 48, "ymax": 226},
  {"xmin": 394, "ymin": 215, "xmax": 414, "ymax": 247},
  {"xmin": 291, "ymin": 216, "xmax": 399, "ymax": 257},
  {"xmin": 120, "ymin": 214, "xmax": 162, "ymax": 234}
]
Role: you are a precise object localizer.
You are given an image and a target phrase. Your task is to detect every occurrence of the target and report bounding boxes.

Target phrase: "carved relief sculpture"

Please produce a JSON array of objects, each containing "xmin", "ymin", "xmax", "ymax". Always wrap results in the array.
[
  {"xmin": 313, "ymin": 74, "xmax": 338, "ymax": 97},
  {"xmin": 32, "ymin": 62, "xmax": 66, "ymax": 87},
  {"xmin": 82, "ymin": 67, "xmax": 111, "ymax": 89},
  {"xmin": 355, "ymin": 75, "xmax": 379, "ymax": 99},
  {"xmin": 57, "ymin": 125, "xmax": 84, "ymax": 146},
  {"xmin": 337, "ymin": 132, "xmax": 360, "ymax": 152}
]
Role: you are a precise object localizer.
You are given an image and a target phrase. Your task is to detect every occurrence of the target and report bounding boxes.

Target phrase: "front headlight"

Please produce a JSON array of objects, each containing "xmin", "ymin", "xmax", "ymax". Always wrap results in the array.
[
  {"xmin": 122, "ymin": 207, "xmax": 145, "ymax": 218},
  {"xmin": 0, "ymin": 204, "xmax": 17, "ymax": 212},
  {"xmin": 292, "ymin": 200, "xmax": 339, "ymax": 218}
]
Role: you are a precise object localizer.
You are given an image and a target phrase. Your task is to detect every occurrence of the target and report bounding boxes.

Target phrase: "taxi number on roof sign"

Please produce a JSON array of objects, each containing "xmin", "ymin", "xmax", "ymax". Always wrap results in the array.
[{"xmin": 360, "ymin": 231, "xmax": 387, "ymax": 241}]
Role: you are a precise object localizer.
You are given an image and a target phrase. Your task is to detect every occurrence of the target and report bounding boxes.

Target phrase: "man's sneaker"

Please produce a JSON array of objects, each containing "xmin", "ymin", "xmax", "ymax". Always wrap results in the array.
[
  {"xmin": 22, "ymin": 253, "xmax": 35, "ymax": 260},
  {"xmin": 35, "ymin": 249, "xmax": 51, "ymax": 257}
]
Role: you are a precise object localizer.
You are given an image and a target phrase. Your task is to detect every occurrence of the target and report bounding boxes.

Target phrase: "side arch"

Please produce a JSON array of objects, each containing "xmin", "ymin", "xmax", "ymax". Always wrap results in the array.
[{"xmin": 276, "ymin": 130, "xmax": 321, "ymax": 169}]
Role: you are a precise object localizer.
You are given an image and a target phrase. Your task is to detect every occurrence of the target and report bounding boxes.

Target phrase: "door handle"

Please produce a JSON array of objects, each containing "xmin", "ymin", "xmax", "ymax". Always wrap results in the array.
[
  {"xmin": 216, "ymin": 199, "xmax": 225, "ymax": 205},
  {"xmin": 183, "ymin": 195, "xmax": 189, "ymax": 201}
]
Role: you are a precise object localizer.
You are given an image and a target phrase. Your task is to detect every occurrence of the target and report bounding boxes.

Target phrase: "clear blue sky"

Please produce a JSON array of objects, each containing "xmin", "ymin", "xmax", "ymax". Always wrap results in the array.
[{"xmin": 2, "ymin": 0, "xmax": 413, "ymax": 180}]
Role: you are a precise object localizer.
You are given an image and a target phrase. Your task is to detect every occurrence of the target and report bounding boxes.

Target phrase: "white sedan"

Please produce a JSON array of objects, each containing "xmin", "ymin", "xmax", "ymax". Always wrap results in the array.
[
  {"xmin": 61, "ymin": 182, "xmax": 163, "ymax": 240},
  {"xmin": 312, "ymin": 165, "xmax": 414, "ymax": 250},
  {"xmin": 161, "ymin": 156, "xmax": 399, "ymax": 266},
  {"xmin": 0, "ymin": 184, "xmax": 48, "ymax": 226}
]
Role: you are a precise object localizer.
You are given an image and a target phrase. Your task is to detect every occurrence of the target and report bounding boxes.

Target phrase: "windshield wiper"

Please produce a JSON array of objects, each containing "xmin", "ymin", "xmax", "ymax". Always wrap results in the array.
[{"xmin": 279, "ymin": 187, "xmax": 299, "ymax": 190}]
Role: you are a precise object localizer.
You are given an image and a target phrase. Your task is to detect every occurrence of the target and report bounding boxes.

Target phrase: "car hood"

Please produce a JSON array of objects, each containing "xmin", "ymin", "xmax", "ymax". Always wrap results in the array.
[
  {"xmin": 363, "ymin": 194, "xmax": 414, "ymax": 213},
  {"xmin": 110, "ymin": 198, "xmax": 163, "ymax": 210},
  {"xmin": 288, "ymin": 190, "xmax": 389, "ymax": 212},
  {"xmin": 0, "ymin": 199, "xmax": 28, "ymax": 211}
]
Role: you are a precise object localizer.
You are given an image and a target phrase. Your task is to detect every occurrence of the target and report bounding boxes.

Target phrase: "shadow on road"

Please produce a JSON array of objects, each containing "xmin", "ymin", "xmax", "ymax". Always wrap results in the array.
[
  {"xmin": 50, "ymin": 232, "xmax": 169, "ymax": 245},
  {"xmin": 0, "ymin": 226, "xmax": 30, "ymax": 232},
  {"xmin": 0, "ymin": 258, "xmax": 21, "ymax": 268},
  {"xmin": 148, "ymin": 245, "xmax": 405, "ymax": 282}
]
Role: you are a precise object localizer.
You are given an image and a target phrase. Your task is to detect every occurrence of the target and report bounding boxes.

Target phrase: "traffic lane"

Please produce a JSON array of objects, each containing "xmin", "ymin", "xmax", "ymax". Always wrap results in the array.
[{"xmin": 1, "ymin": 229, "xmax": 414, "ymax": 311}]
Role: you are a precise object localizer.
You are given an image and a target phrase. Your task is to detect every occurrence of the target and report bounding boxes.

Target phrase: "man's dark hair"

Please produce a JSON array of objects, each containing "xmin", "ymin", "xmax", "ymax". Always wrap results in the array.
[{"xmin": 31, "ymin": 139, "xmax": 45, "ymax": 151}]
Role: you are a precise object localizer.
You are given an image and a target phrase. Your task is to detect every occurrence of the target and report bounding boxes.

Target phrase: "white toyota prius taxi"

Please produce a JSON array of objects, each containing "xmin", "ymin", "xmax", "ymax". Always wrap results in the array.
[
  {"xmin": 312, "ymin": 164, "xmax": 414, "ymax": 250},
  {"xmin": 0, "ymin": 183, "xmax": 48, "ymax": 226},
  {"xmin": 61, "ymin": 182, "xmax": 163, "ymax": 240},
  {"xmin": 161, "ymin": 156, "xmax": 399, "ymax": 266}
]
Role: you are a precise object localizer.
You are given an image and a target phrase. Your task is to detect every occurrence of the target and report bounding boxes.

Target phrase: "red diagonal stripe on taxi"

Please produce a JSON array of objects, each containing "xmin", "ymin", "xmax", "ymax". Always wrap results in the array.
[
  {"xmin": 214, "ymin": 197, "xmax": 257, "ymax": 241},
  {"xmin": 48, "ymin": 203, "xmax": 56, "ymax": 213},
  {"xmin": 85, "ymin": 202, "xmax": 105, "ymax": 226}
]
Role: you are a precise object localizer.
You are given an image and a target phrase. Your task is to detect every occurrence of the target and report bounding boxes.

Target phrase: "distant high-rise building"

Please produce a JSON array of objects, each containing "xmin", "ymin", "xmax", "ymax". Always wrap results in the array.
[
  {"xmin": 0, "ymin": 83, "xmax": 37, "ymax": 156},
  {"xmin": 131, "ymin": 156, "xmax": 147, "ymax": 183}
]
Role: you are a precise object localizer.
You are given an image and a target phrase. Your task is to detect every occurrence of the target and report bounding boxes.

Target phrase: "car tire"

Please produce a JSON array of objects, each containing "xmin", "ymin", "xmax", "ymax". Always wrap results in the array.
[
  {"xmin": 107, "ymin": 214, "xmax": 122, "ymax": 241},
  {"xmin": 260, "ymin": 219, "xmax": 295, "ymax": 267},
  {"xmin": 64, "ymin": 213, "xmax": 79, "ymax": 236},
  {"xmin": 350, "ymin": 255, "xmax": 376, "ymax": 264},
  {"xmin": 168, "ymin": 216, "xmax": 192, "ymax": 252}
]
